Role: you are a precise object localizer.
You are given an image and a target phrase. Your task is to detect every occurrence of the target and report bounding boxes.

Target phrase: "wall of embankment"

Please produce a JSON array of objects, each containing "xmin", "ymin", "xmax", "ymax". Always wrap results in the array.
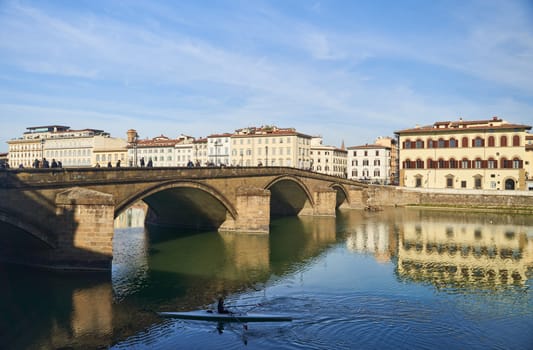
[{"xmin": 364, "ymin": 185, "xmax": 533, "ymax": 213}]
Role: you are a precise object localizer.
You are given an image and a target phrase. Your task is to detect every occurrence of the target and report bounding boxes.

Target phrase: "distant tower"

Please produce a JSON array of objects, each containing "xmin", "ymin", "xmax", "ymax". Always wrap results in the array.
[{"xmin": 127, "ymin": 129, "xmax": 138, "ymax": 143}]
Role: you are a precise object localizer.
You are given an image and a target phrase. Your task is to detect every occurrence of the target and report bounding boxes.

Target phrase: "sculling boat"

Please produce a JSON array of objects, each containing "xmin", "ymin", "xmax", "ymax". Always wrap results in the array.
[{"xmin": 158, "ymin": 310, "xmax": 293, "ymax": 322}]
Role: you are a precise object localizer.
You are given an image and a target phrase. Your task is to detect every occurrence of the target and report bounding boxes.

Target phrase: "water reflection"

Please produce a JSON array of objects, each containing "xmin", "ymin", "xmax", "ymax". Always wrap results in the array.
[
  {"xmin": 397, "ymin": 210, "xmax": 533, "ymax": 290},
  {"xmin": 2, "ymin": 207, "xmax": 532, "ymax": 349},
  {"xmin": 338, "ymin": 209, "xmax": 533, "ymax": 290}
]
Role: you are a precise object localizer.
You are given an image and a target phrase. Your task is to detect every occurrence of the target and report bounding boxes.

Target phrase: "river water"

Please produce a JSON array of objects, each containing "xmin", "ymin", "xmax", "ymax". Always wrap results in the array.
[{"xmin": 1, "ymin": 208, "xmax": 533, "ymax": 349}]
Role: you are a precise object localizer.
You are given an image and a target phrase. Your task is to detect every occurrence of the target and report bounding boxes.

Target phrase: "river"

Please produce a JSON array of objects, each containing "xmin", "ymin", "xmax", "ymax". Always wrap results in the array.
[{"xmin": 1, "ymin": 207, "xmax": 532, "ymax": 349}]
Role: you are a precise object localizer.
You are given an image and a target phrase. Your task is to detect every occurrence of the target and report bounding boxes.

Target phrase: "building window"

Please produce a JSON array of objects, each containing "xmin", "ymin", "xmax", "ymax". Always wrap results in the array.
[
  {"xmin": 488, "ymin": 159, "xmax": 496, "ymax": 168},
  {"xmin": 416, "ymin": 140, "xmax": 424, "ymax": 149},
  {"xmin": 473, "ymin": 137, "xmax": 484, "ymax": 147},
  {"xmin": 416, "ymin": 159, "xmax": 424, "ymax": 169},
  {"xmin": 462, "ymin": 137, "xmax": 469, "ymax": 148},
  {"xmin": 449, "ymin": 138, "xmax": 457, "ymax": 148},
  {"xmin": 374, "ymin": 169, "xmax": 380, "ymax": 177},
  {"xmin": 415, "ymin": 177, "xmax": 422, "ymax": 188},
  {"xmin": 438, "ymin": 159, "xmax": 445, "ymax": 168},
  {"xmin": 449, "ymin": 159, "xmax": 457, "ymax": 169},
  {"xmin": 462, "ymin": 159, "xmax": 469, "ymax": 168},
  {"xmin": 405, "ymin": 141, "xmax": 411, "ymax": 149},
  {"xmin": 513, "ymin": 135, "xmax": 520, "ymax": 146},
  {"xmin": 474, "ymin": 176, "xmax": 482, "ymax": 189},
  {"xmin": 513, "ymin": 159, "xmax": 521, "ymax": 168},
  {"xmin": 438, "ymin": 139, "xmax": 445, "ymax": 148},
  {"xmin": 488, "ymin": 136, "xmax": 495, "ymax": 147},
  {"xmin": 446, "ymin": 177, "xmax": 453, "ymax": 188},
  {"xmin": 461, "ymin": 181, "xmax": 467, "ymax": 188},
  {"xmin": 501, "ymin": 136, "xmax": 507, "ymax": 147},
  {"xmin": 475, "ymin": 159, "xmax": 482, "ymax": 168}
]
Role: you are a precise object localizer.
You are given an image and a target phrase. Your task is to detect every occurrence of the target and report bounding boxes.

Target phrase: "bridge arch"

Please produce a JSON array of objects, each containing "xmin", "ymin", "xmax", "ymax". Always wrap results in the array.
[
  {"xmin": 265, "ymin": 175, "xmax": 315, "ymax": 217},
  {"xmin": 115, "ymin": 180, "xmax": 238, "ymax": 230},
  {"xmin": 0, "ymin": 209, "xmax": 55, "ymax": 248},
  {"xmin": 330, "ymin": 183, "xmax": 350, "ymax": 208}
]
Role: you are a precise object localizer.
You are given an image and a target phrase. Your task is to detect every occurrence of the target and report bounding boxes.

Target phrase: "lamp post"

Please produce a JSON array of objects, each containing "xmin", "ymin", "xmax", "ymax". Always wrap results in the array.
[
  {"xmin": 40, "ymin": 138, "xmax": 45, "ymax": 167},
  {"xmin": 133, "ymin": 135, "xmax": 138, "ymax": 167},
  {"xmin": 214, "ymin": 140, "xmax": 221, "ymax": 166},
  {"xmin": 265, "ymin": 146, "xmax": 268, "ymax": 166}
]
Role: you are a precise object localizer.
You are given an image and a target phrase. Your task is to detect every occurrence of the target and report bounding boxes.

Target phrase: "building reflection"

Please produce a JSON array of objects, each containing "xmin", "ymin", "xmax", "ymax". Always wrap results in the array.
[
  {"xmin": 397, "ymin": 212, "xmax": 533, "ymax": 289},
  {"xmin": 342, "ymin": 209, "xmax": 533, "ymax": 289},
  {"xmin": 219, "ymin": 232, "xmax": 270, "ymax": 274},
  {"xmin": 342, "ymin": 209, "xmax": 398, "ymax": 263},
  {"xmin": 114, "ymin": 203, "xmax": 147, "ymax": 229},
  {"xmin": 71, "ymin": 284, "xmax": 113, "ymax": 338}
]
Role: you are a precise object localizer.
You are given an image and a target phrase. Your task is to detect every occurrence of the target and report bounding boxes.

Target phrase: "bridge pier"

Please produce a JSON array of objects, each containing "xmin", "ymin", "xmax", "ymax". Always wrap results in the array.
[
  {"xmin": 220, "ymin": 186, "xmax": 270, "ymax": 234},
  {"xmin": 54, "ymin": 187, "xmax": 115, "ymax": 270},
  {"xmin": 311, "ymin": 187, "xmax": 337, "ymax": 216}
]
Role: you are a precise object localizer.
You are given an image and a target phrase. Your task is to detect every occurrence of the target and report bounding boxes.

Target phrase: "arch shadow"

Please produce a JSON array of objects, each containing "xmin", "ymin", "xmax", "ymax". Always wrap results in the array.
[
  {"xmin": 265, "ymin": 175, "xmax": 315, "ymax": 217},
  {"xmin": 115, "ymin": 181, "xmax": 238, "ymax": 231}
]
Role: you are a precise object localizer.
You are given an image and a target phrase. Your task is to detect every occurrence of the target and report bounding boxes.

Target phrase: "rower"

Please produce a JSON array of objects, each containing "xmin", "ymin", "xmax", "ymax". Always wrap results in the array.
[{"xmin": 217, "ymin": 296, "xmax": 230, "ymax": 314}]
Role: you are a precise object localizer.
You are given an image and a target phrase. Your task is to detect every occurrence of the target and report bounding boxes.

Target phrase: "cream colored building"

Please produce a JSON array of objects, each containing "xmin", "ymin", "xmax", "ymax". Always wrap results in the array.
[
  {"xmin": 230, "ymin": 126, "xmax": 312, "ymax": 168},
  {"xmin": 173, "ymin": 134, "xmax": 195, "ymax": 167},
  {"xmin": 375, "ymin": 136, "xmax": 399, "ymax": 184},
  {"xmin": 395, "ymin": 117, "xmax": 532, "ymax": 190},
  {"xmin": 93, "ymin": 136, "xmax": 127, "ymax": 167},
  {"xmin": 526, "ymin": 135, "xmax": 533, "ymax": 190},
  {"xmin": 7, "ymin": 125, "xmax": 126, "ymax": 168},
  {"xmin": 310, "ymin": 137, "xmax": 347, "ymax": 177}
]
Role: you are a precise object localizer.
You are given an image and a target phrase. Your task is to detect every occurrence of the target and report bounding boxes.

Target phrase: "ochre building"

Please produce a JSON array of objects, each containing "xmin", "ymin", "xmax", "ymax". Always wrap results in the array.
[{"xmin": 395, "ymin": 117, "xmax": 532, "ymax": 191}]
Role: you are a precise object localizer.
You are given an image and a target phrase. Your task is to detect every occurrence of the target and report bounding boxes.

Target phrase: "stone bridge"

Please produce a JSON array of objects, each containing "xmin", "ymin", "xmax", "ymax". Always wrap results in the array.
[{"xmin": 0, "ymin": 167, "xmax": 367, "ymax": 271}]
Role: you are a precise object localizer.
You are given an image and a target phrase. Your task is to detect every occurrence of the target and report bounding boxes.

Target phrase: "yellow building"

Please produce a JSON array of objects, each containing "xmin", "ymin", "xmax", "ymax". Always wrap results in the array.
[
  {"xmin": 230, "ymin": 126, "xmax": 312, "ymax": 168},
  {"xmin": 395, "ymin": 117, "xmax": 532, "ymax": 190}
]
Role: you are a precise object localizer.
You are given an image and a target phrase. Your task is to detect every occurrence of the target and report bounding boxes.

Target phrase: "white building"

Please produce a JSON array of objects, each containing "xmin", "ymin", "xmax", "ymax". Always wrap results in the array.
[
  {"xmin": 347, "ymin": 143, "xmax": 392, "ymax": 184},
  {"xmin": 7, "ymin": 125, "xmax": 126, "ymax": 168},
  {"xmin": 207, "ymin": 133, "xmax": 231, "ymax": 166},
  {"xmin": 129, "ymin": 135, "xmax": 180, "ymax": 167},
  {"xmin": 310, "ymin": 137, "xmax": 347, "ymax": 177}
]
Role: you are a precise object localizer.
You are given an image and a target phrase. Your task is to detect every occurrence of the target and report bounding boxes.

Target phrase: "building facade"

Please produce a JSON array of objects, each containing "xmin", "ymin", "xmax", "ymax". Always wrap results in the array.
[
  {"xmin": 346, "ymin": 144, "xmax": 392, "ymax": 184},
  {"xmin": 374, "ymin": 136, "xmax": 398, "ymax": 185},
  {"xmin": 7, "ymin": 125, "xmax": 126, "ymax": 168},
  {"xmin": 310, "ymin": 137, "xmax": 347, "ymax": 177},
  {"xmin": 526, "ymin": 134, "xmax": 533, "ymax": 190},
  {"xmin": 395, "ymin": 117, "xmax": 532, "ymax": 190},
  {"xmin": 229, "ymin": 126, "xmax": 312, "ymax": 168},
  {"xmin": 207, "ymin": 134, "xmax": 231, "ymax": 166},
  {"xmin": 127, "ymin": 134, "xmax": 180, "ymax": 167}
]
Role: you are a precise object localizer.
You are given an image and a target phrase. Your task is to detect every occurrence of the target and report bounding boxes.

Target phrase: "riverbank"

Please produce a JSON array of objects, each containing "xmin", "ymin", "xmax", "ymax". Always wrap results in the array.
[{"xmin": 366, "ymin": 185, "xmax": 533, "ymax": 214}]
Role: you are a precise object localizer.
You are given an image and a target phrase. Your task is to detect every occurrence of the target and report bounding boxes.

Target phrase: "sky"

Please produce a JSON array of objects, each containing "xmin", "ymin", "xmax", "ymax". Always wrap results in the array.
[{"xmin": 1, "ymin": 0, "xmax": 533, "ymax": 153}]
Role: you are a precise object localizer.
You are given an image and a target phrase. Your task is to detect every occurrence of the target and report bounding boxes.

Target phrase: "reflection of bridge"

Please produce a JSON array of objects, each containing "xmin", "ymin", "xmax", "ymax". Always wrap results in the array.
[{"xmin": 0, "ymin": 167, "xmax": 366, "ymax": 270}]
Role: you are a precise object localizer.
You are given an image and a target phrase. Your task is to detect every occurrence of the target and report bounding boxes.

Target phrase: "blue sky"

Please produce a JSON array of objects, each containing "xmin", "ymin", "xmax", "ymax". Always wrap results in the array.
[{"xmin": 1, "ymin": 0, "xmax": 532, "ymax": 152}]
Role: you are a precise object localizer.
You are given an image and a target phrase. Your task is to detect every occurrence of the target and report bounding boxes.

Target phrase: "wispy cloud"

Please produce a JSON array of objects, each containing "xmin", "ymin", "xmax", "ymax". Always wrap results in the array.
[{"xmin": 0, "ymin": 0, "xmax": 532, "ymax": 151}]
